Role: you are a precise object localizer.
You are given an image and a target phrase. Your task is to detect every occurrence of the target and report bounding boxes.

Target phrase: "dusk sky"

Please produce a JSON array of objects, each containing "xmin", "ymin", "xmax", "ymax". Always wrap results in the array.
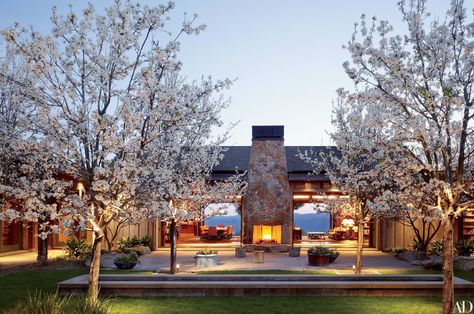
[{"xmin": 0, "ymin": 0, "xmax": 466, "ymax": 145}]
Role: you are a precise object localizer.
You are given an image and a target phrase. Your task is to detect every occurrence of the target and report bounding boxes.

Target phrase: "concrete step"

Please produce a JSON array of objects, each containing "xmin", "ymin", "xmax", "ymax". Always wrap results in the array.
[{"xmin": 58, "ymin": 274, "xmax": 474, "ymax": 297}]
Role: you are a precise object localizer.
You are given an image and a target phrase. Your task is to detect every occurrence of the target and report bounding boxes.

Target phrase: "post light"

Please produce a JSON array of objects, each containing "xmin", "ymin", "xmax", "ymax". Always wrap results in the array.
[
  {"xmin": 176, "ymin": 264, "xmax": 180, "ymax": 273},
  {"xmin": 352, "ymin": 265, "xmax": 356, "ymax": 273}
]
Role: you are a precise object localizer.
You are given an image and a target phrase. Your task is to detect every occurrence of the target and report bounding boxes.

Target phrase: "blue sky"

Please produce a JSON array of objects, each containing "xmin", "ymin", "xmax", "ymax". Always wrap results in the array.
[{"xmin": 0, "ymin": 0, "xmax": 464, "ymax": 145}]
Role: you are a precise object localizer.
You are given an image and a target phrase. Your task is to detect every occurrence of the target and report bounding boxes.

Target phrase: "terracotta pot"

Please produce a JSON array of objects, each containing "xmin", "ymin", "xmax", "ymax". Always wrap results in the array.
[{"xmin": 307, "ymin": 253, "xmax": 330, "ymax": 266}]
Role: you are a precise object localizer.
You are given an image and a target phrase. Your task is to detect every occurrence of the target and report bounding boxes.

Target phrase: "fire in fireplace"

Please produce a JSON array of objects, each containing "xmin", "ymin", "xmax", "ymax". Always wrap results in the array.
[{"xmin": 253, "ymin": 225, "xmax": 282, "ymax": 244}]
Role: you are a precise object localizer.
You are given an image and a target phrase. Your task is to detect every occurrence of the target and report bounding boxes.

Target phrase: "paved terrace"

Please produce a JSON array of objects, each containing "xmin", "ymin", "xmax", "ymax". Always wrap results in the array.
[
  {"xmin": 136, "ymin": 248, "xmax": 421, "ymax": 274},
  {"xmin": 0, "ymin": 247, "xmax": 420, "ymax": 274}
]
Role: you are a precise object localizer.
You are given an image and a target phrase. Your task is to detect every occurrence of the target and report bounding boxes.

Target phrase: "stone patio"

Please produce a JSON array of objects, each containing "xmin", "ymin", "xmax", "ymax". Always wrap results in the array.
[{"xmin": 135, "ymin": 248, "xmax": 421, "ymax": 274}]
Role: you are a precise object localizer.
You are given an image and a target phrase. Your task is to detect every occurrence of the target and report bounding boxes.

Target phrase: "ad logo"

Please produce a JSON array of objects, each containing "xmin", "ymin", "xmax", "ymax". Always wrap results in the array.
[{"xmin": 455, "ymin": 301, "xmax": 474, "ymax": 313}]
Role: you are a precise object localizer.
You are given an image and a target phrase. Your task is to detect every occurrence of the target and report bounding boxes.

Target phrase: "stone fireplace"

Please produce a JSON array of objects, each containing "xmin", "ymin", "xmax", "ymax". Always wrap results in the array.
[
  {"xmin": 253, "ymin": 225, "xmax": 282, "ymax": 244},
  {"xmin": 242, "ymin": 126, "xmax": 293, "ymax": 244}
]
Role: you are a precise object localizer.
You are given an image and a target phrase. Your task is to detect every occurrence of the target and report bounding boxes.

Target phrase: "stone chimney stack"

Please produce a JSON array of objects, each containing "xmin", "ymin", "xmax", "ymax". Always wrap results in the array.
[{"xmin": 242, "ymin": 126, "xmax": 292, "ymax": 244}]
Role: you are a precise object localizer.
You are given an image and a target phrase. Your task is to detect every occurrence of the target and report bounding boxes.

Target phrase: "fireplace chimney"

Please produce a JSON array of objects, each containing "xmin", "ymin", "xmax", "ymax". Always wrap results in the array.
[{"xmin": 242, "ymin": 125, "xmax": 293, "ymax": 244}]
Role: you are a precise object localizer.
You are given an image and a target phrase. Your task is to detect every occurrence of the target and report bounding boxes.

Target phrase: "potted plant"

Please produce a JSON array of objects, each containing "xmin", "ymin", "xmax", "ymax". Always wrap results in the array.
[
  {"xmin": 329, "ymin": 249, "xmax": 340, "ymax": 263},
  {"xmin": 194, "ymin": 249, "xmax": 218, "ymax": 267},
  {"xmin": 307, "ymin": 246, "xmax": 331, "ymax": 266},
  {"xmin": 114, "ymin": 251, "xmax": 139, "ymax": 270}
]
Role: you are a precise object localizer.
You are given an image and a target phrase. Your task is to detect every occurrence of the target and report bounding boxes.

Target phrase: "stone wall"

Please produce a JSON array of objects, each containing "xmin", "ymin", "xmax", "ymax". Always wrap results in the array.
[{"xmin": 242, "ymin": 138, "xmax": 293, "ymax": 244}]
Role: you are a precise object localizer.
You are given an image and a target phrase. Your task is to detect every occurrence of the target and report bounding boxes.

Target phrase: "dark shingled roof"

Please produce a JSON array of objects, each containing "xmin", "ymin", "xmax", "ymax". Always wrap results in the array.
[{"xmin": 211, "ymin": 146, "xmax": 337, "ymax": 173}]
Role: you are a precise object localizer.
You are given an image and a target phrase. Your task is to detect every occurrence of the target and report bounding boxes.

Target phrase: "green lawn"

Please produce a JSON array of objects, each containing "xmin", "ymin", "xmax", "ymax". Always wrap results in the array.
[
  {"xmin": 0, "ymin": 268, "xmax": 88, "ymax": 310},
  {"xmin": 0, "ymin": 267, "xmax": 473, "ymax": 313},
  {"xmin": 110, "ymin": 296, "xmax": 448, "ymax": 314}
]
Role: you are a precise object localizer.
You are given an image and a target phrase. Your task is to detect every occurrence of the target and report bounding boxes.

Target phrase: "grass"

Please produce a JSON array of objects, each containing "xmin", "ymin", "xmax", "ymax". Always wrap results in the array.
[
  {"xmin": 109, "ymin": 296, "xmax": 472, "ymax": 314},
  {"xmin": 0, "ymin": 268, "xmax": 88, "ymax": 311},
  {"xmin": 0, "ymin": 267, "xmax": 473, "ymax": 313}
]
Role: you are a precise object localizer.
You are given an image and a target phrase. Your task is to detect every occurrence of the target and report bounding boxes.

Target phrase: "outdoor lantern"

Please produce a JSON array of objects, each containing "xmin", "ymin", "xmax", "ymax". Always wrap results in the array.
[{"xmin": 342, "ymin": 218, "xmax": 355, "ymax": 228}]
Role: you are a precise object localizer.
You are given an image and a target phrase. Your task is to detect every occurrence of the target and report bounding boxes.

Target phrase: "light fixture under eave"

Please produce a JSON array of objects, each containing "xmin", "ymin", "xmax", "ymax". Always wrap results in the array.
[
  {"xmin": 311, "ymin": 195, "xmax": 350, "ymax": 200},
  {"xmin": 293, "ymin": 195, "xmax": 311, "ymax": 200}
]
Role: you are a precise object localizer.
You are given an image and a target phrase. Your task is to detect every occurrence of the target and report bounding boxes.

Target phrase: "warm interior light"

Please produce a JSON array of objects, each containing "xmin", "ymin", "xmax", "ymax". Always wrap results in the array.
[
  {"xmin": 293, "ymin": 195, "xmax": 310, "ymax": 200},
  {"xmin": 311, "ymin": 195, "xmax": 350, "ymax": 200},
  {"xmin": 342, "ymin": 218, "xmax": 355, "ymax": 227},
  {"xmin": 77, "ymin": 182, "xmax": 84, "ymax": 198},
  {"xmin": 263, "ymin": 234, "xmax": 271, "ymax": 240}
]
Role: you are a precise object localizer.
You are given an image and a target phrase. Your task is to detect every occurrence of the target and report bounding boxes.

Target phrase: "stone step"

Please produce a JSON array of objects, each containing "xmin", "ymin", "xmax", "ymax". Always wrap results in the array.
[
  {"xmin": 58, "ymin": 274, "xmax": 474, "ymax": 297},
  {"xmin": 96, "ymin": 274, "xmax": 445, "ymax": 282}
]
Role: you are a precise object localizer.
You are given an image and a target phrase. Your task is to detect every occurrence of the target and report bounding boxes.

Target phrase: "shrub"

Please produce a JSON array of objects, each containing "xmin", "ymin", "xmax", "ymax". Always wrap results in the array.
[
  {"xmin": 118, "ymin": 235, "xmax": 151, "ymax": 250},
  {"xmin": 390, "ymin": 248, "xmax": 408, "ymax": 257},
  {"xmin": 412, "ymin": 239, "xmax": 425, "ymax": 252},
  {"xmin": 329, "ymin": 250, "xmax": 340, "ymax": 263},
  {"xmin": 114, "ymin": 251, "xmax": 139, "ymax": 263},
  {"xmin": 64, "ymin": 237, "xmax": 91, "ymax": 262},
  {"xmin": 307, "ymin": 246, "xmax": 331, "ymax": 255},
  {"xmin": 429, "ymin": 240, "xmax": 444, "ymax": 256},
  {"xmin": 196, "ymin": 249, "xmax": 218, "ymax": 255},
  {"xmin": 7, "ymin": 290, "xmax": 111, "ymax": 314},
  {"xmin": 140, "ymin": 235, "xmax": 153, "ymax": 248},
  {"xmin": 455, "ymin": 239, "xmax": 474, "ymax": 256}
]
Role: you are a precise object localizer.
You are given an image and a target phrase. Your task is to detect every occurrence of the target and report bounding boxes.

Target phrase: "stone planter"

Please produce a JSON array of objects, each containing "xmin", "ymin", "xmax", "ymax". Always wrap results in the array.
[
  {"xmin": 288, "ymin": 246, "xmax": 301, "ymax": 257},
  {"xmin": 114, "ymin": 261, "xmax": 137, "ymax": 270},
  {"xmin": 454, "ymin": 256, "xmax": 474, "ymax": 271},
  {"xmin": 235, "ymin": 246, "xmax": 246, "ymax": 258},
  {"xmin": 308, "ymin": 253, "xmax": 330, "ymax": 266},
  {"xmin": 253, "ymin": 250, "xmax": 265, "ymax": 263},
  {"xmin": 194, "ymin": 254, "xmax": 218, "ymax": 267}
]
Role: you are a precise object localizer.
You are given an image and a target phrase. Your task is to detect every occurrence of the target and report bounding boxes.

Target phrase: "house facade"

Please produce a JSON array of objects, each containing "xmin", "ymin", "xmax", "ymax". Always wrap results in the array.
[{"xmin": 2, "ymin": 125, "xmax": 473, "ymax": 254}]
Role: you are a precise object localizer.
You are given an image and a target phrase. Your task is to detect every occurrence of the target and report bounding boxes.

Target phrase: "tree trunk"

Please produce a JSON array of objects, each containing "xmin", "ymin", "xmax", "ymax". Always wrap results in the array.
[
  {"xmin": 442, "ymin": 214, "xmax": 454, "ymax": 314},
  {"xmin": 169, "ymin": 219, "xmax": 177, "ymax": 274},
  {"xmin": 36, "ymin": 218, "xmax": 48, "ymax": 265},
  {"xmin": 88, "ymin": 233, "xmax": 103, "ymax": 302},
  {"xmin": 354, "ymin": 220, "xmax": 364, "ymax": 274},
  {"xmin": 36, "ymin": 234, "xmax": 48, "ymax": 266}
]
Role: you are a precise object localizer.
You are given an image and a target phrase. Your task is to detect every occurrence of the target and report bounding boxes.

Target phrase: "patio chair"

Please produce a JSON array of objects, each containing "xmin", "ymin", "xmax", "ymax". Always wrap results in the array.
[
  {"xmin": 199, "ymin": 225, "xmax": 209, "ymax": 239},
  {"xmin": 225, "ymin": 225, "xmax": 233, "ymax": 239},
  {"xmin": 208, "ymin": 226, "xmax": 218, "ymax": 240}
]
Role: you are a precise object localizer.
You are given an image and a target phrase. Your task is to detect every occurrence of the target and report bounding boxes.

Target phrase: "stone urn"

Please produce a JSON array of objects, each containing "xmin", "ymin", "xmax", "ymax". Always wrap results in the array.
[
  {"xmin": 235, "ymin": 246, "xmax": 247, "ymax": 258},
  {"xmin": 308, "ymin": 253, "xmax": 330, "ymax": 266},
  {"xmin": 253, "ymin": 250, "xmax": 265, "ymax": 263},
  {"xmin": 194, "ymin": 254, "xmax": 218, "ymax": 267},
  {"xmin": 288, "ymin": 246, "xmax": 301, "ymax": 257}
]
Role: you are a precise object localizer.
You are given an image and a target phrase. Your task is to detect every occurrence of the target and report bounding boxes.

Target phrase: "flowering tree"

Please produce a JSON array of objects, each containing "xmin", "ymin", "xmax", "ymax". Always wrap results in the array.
[
  {"xmin": 0, "ymin": 46, "xmax": 77, "ymax": 264},
  {"xmin": 374, "ymin": 165, "xmax": 442, "ymax": 252},
  {"xmin": 163, "ymin": 164, "xmax": 246, "ymax": 274},
  {"xmin": 1, "ymin": 0, "xmax": 233, "ymax": 300},
  {"xmin": 341, "ymin": 0, "xmax": 474, "ymax": 311},
  {"xmin": 303, "ymin": 95, "xmax": 399, "ymax": 274}
]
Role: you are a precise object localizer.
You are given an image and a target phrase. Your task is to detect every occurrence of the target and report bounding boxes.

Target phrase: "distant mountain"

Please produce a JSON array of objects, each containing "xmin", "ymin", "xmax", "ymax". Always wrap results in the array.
[
  {"xmin": 205, "ymin": 216, "xmax": 241, "ymax": 234},
  {"xmin": 204, "ymin": 213, "xmax": 329, "ymax": 235},
  {"xmin": 294, "ymin": 213, "xmax": 330, "ymax": 234}
]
